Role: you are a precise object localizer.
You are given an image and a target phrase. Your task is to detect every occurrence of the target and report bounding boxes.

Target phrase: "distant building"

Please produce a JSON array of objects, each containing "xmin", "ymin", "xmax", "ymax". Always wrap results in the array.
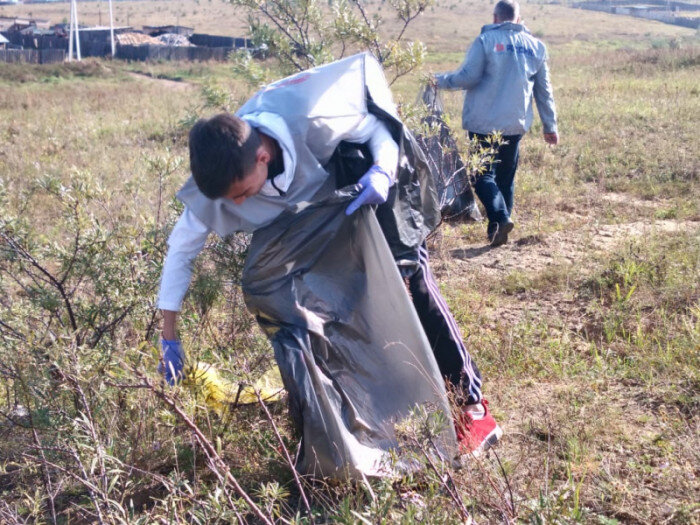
[
  {"xmin": 0, "ymin": 16, "xmax": 51, "ymax": 32},
  {"xmin": 72, "ymin": 26, "xmax": 133, "ymax": 56},
  {"xmin": 1, "ymin": 17, "xmax": 58, "ymax": 49},
  {"xmin": 0, "ymin": 33, "xmax": 9, "ymax": 49},
  {"xmin": 19, "ymin": 25, "xmax": 54, "ymax": 37},
  {"xmin": 77, "ymin": 26, "xmax": 133, "ymax": 38},
  {"xmin": 143, "ymin": 25, "xmax": 194, "ymax": 37}
]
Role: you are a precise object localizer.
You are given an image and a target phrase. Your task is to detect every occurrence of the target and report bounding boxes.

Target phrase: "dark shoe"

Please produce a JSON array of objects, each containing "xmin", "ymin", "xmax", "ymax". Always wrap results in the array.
[
  {"xmin": 486, "ymin": 222, "xmax": 499, "ymax": 244},
  {"xmin": 490, "ymin": 219, "xmax": 514, "ymax": 247}
]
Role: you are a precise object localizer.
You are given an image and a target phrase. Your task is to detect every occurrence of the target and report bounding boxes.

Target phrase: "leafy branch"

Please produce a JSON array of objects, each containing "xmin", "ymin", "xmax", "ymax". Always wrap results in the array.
[{"xmin": 229, "ymin": 0, "xmax": 433, "ymax": 84}]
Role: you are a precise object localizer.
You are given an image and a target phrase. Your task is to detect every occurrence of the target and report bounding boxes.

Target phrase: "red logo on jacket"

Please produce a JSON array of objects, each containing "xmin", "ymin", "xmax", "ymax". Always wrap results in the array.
[{"xmin": 494, "ymin": 43, "xmax": 505, "ymax": 52}]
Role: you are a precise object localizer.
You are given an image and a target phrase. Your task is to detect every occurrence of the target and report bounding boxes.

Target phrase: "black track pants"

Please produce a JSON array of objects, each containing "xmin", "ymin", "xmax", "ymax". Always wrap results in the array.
[{"xmin": 400, "ymin": 245, "xmax": 483, "ymax": 405}]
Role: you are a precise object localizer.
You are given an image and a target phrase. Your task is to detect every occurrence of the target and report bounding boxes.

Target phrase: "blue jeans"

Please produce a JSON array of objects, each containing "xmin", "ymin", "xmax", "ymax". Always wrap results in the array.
[{"xmin": 469, "ymin": 132, "xmax": 522, "ymax": 224}]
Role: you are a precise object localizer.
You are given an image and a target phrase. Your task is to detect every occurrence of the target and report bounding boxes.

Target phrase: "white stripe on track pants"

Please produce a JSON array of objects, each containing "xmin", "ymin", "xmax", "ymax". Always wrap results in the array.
[{"xmin": 398, "ymin": 246, "xmax": 483, "ymax": 405}]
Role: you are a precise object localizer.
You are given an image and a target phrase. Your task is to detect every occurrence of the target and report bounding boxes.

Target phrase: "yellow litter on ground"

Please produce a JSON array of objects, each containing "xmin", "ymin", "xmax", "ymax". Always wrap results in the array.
[{"xmin": 182, "ymin": 362, "xmax": 285, "ymax": 415}]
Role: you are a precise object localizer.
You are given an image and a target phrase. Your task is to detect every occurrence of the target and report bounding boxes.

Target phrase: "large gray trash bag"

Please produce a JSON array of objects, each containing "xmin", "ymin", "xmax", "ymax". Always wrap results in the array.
[
  {"xmin": 415, "ymin": 84, "xmax": 482, "ymax": 222},
  {"xmin": 241, "ymin": 188, "xmax": 457, "ymax": 479}
]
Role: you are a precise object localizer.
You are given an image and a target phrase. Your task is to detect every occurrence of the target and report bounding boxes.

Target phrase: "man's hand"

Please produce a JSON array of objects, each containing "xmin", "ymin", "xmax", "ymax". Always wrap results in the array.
[
  {"xmin": 544, "ymin": 132, "xmax": 559, "ymax": 145},
  {"xmin": 428, "ymin": 73, "xmax": 438, "ymax": 89},
  {"xmin": 345, "ymin": 165, "xmax": 392, "ymax": 216},
  {"xmin": 420, "ymin": 72, "xmax": 438, "ymax": 89},
  {"xmin": 158, "ymin": 339, "xmax": 185, "ymax": 385}
]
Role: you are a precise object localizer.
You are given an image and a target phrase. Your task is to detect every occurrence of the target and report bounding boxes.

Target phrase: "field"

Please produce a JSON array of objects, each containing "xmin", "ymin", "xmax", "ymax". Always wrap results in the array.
[{"xmin": 0, "ymin": 0, "xmax": 698, "ymax": 523}]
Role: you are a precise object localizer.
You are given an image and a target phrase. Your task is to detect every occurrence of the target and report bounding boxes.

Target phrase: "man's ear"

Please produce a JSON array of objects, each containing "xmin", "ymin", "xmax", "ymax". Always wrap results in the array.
[{"xmin": 256, "ymin": 146, "xmax": 271, "ymax": 165}]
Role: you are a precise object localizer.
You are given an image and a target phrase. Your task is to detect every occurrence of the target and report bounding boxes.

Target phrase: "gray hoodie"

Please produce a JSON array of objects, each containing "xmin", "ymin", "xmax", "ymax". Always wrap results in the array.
[{"xmin": 436, "ymin": 22, "xmax": 557, "ymax": 136}]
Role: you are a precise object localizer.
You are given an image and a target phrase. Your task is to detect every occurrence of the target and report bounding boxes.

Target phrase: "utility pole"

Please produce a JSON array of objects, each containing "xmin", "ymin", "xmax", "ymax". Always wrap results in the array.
[
  {"xmin": 68, "ymin": 0, "xmax": 81, "ymax": 61},
  {"xmin": 108, "ymin": 0, "xmax": 115, "ymax": 56}
]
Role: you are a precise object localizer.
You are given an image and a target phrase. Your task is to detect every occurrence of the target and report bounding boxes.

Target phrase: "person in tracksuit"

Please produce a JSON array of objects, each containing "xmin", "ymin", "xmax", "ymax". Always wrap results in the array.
[
  {"xmin": 158, "ymin": 54, "xmax": 502, "ymax": 459},
  {"xmin": 435, "ymin": 0, "xmax": 559, "ymax": 246}
]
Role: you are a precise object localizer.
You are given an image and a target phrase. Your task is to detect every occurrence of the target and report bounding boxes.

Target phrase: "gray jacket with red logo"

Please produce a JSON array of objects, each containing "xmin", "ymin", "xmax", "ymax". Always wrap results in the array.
[{"xmin": 435, "ymin": 22, "xmax": 557, "ymax": 136}]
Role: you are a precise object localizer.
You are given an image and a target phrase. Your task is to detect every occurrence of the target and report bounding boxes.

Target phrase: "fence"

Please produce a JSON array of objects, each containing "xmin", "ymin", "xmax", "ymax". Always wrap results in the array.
[
  {"xmin": 573, "ymin": 0, "xmax": 700, "ymax": 9},
  {"xmin": 116, "ymin": 44, "xmax": 234, "ymax": 62},
  {"xmin": 189, "ymin": 34, "xmax": 251, "ymax": 48},
  {"xmin": 0, "ymin": 48, "xmax": 65, "ymax": 64},
  {"xmin": 0, "ymin": 31, "xmax": 261, "ymax": 63},
  {"xmin": 573, "ymin": 2, "xmax": 700, "ymax": 29},
  {"xmin": 634, "ymin": 11, "xmax": 699, "ymax": 29},
  {"xmin": 0, "ymin": 44, "xmax": 241, "ymax": 63},
  {"xmin": 1, "ymin": 32, "xmax": 66, "ymax": 50}
]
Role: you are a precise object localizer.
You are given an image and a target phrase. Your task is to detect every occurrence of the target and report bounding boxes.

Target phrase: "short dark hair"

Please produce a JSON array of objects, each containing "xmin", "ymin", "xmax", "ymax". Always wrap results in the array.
[
  {"xmin": 494, "ymin": 0, "xmax": 519, "ymax": 22},
  {"xmin": 188, "ymin": 113, "xmax": 262, "ymax": 199}
]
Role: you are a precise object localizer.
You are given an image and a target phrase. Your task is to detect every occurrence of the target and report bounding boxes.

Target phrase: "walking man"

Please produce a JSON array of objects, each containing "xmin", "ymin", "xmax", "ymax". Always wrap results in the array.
[{"xmin": 434, "ymin": 0, "xmax": 559, "ymax": 246}]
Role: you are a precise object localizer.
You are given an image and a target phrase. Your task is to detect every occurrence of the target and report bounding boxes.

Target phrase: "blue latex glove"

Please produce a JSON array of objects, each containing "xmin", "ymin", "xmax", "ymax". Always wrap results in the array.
[
  {"xmin": 158, "ymin": 339, "xmax": 185, "ymax": 385},
  {"xmin": 345, "ymin": 165, "xmax": 392, "ymax": 216}
]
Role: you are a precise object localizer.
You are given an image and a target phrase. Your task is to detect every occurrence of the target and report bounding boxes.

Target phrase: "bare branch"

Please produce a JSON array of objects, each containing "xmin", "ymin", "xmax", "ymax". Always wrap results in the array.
[
  {"xmin": 30, "ymin": 427, "xmax": 58, "ymax": 525},
  {"xmin": 138, "ymin": 371, "xmax": 275, "ymax": 525},
  {"xmin": 255, "ymin": 388, "xmax": 313, "ymax": 520},
  {"xmin": 348, "ymin": 0, "xmax": 382, "ymax": 60},
  {"xmin": 1, "ymin": 232, "xmax": 79, "ymax": 337}
]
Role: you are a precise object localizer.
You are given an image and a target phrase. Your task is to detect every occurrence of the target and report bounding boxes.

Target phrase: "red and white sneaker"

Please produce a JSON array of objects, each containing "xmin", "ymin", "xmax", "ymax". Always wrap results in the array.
[{"xmin": 455, "ymin": 399, "xmax": 503, "ymax": 457}]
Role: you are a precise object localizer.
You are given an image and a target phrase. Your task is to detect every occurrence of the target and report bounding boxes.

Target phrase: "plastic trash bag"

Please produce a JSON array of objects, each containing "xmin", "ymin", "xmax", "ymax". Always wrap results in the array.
[
  {"xmin": 241, "ymin": 187, "xmax": 458, "ymax": 479},
  {"xmin": 415, "ymin": 84, "xmax": 482, "ymax": 222},
  {"xmin": 183, "ymin": 363, "xmax": 285, "ymax": 416}
]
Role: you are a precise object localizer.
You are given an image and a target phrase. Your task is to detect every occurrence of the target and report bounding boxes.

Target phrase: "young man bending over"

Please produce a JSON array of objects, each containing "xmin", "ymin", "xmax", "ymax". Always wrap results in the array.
[{"xmin": 158, "ymin": 57, "xmax": 502, "ymax": 456}]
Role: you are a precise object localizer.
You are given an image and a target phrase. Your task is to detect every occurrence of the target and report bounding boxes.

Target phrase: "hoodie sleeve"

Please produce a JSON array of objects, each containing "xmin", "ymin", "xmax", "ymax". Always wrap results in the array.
[
  {"xmin": 157, "ymin": 208, "xmax": 210, "ymax": 312},
  {"xmin": 341, "ymin": 114, "xmax": 399, "ymax": 183},
  {"xmin": 435, "ymin": 38, "xmax": 486, "ymax": 91}
]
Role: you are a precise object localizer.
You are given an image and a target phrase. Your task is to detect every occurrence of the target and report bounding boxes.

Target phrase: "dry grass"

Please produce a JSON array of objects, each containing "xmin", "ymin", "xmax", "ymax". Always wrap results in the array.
[
  {"xmin": 2, "ymin": 0, "xmax": 694, "ymax": 45},
  {"xmin": 0, "ymin": 0, "xmax": 699, "ymax": 523}
]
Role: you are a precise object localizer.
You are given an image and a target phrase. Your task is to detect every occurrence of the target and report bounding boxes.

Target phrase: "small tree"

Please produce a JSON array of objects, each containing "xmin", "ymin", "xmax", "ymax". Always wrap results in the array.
[{"xmin": 229, "ymin": 0, "xmax": 433, "ymax": 84}]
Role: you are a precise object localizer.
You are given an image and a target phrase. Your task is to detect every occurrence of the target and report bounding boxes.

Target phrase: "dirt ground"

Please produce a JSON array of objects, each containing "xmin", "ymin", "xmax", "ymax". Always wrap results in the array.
[
  {"xmin": 445, "ymin": 205, "xmax": 696, "ymax": 279},
  {"xmin": 432, "ymin": 192, "xmax": 699, "ymax": 328},
  {"xmin": 427, "ymin": 191, "xmax": 699, "ymax": 521}
]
